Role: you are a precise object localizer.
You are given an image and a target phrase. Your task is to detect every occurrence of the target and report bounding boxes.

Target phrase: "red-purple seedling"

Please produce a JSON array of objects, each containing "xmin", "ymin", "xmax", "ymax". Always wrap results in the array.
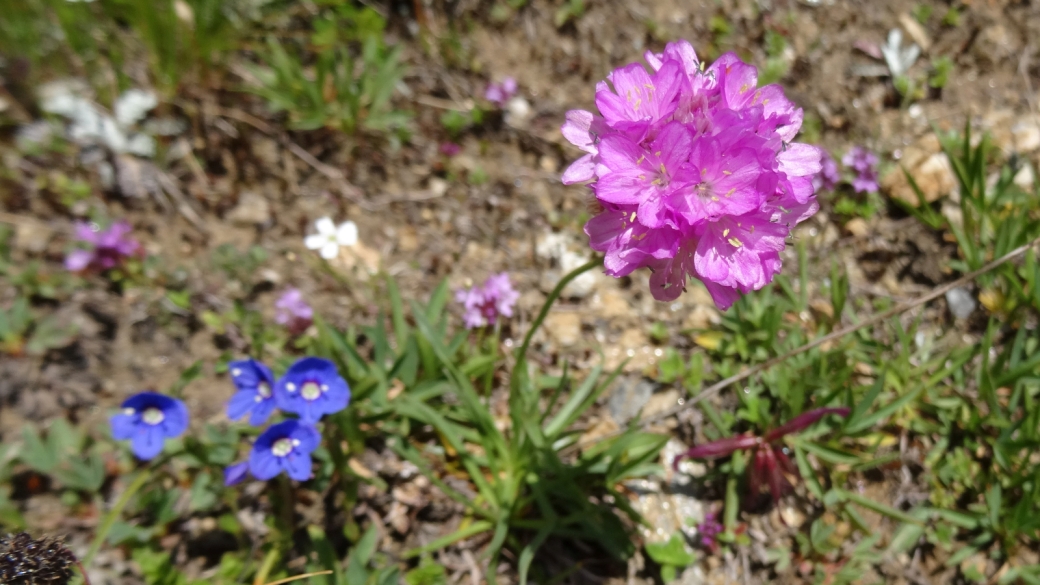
[{"xmin": 674, "ymin": 407, "xmax": 850, "ymax": 507}]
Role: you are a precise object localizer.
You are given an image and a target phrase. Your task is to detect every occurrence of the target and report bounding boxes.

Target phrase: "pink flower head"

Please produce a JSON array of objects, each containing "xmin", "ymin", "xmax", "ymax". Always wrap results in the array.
[
  {"xmin": 65, "ymin": 220, "xmax": 140, "ymax": 272},
  {"xmin": 455, "ymin": 272, "xmax": 520, "ymax": 329},
  {"xmin": 562, "ymin": 40, "xmax": 822, "ymax": 309},
  {"xmin": 674, "ymin": 407, "xmax": 849, "ymax": 509},
  {"xmin": 274, "ymin": 288, "xmax": 313, "ymax": 335},
  {"xmin": 485, "ymin": 77, "xmax": 518, "ymax": 107},
  {"xmin": 842, "ymin": 146, "xmax": 879, "ymax": 193},
  {"xmin": 439, "ymin": 142, "xmax": 462, "ymax": 157}
]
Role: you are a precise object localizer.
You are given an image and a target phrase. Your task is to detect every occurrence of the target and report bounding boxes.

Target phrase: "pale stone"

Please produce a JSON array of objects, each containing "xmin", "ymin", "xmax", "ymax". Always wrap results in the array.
[
  {"xmin": 591, "ymin": 289, "xmax": 632, "ymax": 319},
  {"xmin": 683, "ymin": 304, "xmax": 720, "ymax": 331},
  {"xmin": 544, "ymin": 312, "xmax": 581, "ymax": 347},
  {"xmin": 844, "ymin": 217, "xmax": 869, "ymax": 237},
  {"xmin": 641, "ymin": 388, "xmax": 680, "ymax": 421},
  {"xmin": 883, "ymin": 136, "xmax": 956, "ymax": 205},
  {"xmin": 226, "ymin": 191, "xmax": 271, "ymax": 225}
]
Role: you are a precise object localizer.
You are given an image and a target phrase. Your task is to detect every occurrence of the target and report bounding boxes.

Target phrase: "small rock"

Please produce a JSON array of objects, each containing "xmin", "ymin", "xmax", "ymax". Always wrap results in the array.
[
  {"xmin": 608, "ymin": 376, "xmax": 656, "ymax": 423},
  {"xmin": 780, "ymin": 505, "xmax": 807, "ymax": 528},
  {"xmin": 250, "ymin": 137, "xmax": 280, "ymax": 167},
  {"xmin": 641, "ymin": 388, "xmax": 680, "ymax": 421},
  {"xmin": 945, "ymin": 287, "xmax": 976, "ymax": 320},
  {"xmin": 1014, "ymin": 165, "xmax": 1035, "ymax": 189},
  {"xmin": 590, "ymin": 290, "xmax": 631, "ymax": 320},
  {"xmin": 844, "ymin": 217, "xmax": 869, "ymax": 237},
  {"xmin": 545, "ymin": 312, "xmax": 581, "ymax": 347},
  {"xmin": 882, "ymin": 136, "xmax": 956, "ymax": 205},
  {"xmin": 983, "ymin": 110, "xmax": 1040, "ymax": 154},
  {"xmin": 334, "ymin": 242, "xmax": 381, "ymax": 279},
  {"xmin": 397, "ymin": 226, "xmax": 419, "ymax": 252},
  {"xmin": 974, "ymin": 24, "xmax": 1020, "ymax": 67},
  {"xmin": 505, "ymin": 96, "xmax": 532, "ymax": 127},
  {"xmin": 683, "ymin": 304, "xmax": 720, "ymax": 331},
  {"xmin": 227, "ymin": 191, "xmax": 271, "ymax": 226},
  {"xmin": 14, "ymin": 219, "xmax": 53, "ymax": 253},
  {"xmin": 428, "ymin": 177, "xmax": 449, "ymax": 197}
]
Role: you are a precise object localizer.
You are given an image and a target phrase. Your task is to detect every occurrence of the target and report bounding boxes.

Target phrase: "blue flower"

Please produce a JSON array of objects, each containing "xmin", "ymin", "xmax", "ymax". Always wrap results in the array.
[
  {"xmin": 224, "ymin": 462, "xmax": 249, "ymax": 486},
  {"xmin": 226, "ymin": 359, "xmax": 277, "ymax": 425},
  {"xmin": 274, "ymin": 357, "xmax": 350, "ymax": 424},
  {"xmin": 110, "ymin": 392, "xmax": 190, "ymax": 460},
  {"xmin": 248, "ymin": 420, "xmax": 320, "ymax": 481}
]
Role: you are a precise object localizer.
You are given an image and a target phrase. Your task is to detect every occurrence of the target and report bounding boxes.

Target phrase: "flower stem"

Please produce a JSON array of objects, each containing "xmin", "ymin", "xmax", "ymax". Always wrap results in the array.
[
  {"xmin": 514, "ymin": 258, "xmax": 599, "ymax": 361},
  {"xmin": 82, "ymin": 468, "xmax": 151, "ymax": 567}
]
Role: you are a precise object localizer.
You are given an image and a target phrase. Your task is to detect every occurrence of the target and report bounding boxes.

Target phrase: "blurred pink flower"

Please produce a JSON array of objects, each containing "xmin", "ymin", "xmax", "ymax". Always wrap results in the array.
[
  {"xmin": 275, "ymin": 288, "xmax": 313, "ymax": 335},
  {"xmin": 65, "ymin": 220, "xmax": 140, "ymax": 272},
  {"xmin": 485, "ymin": 77, "xmax": 518, "ymax": 107},
  {"xmin": 455, "ymin": 272, "xmax": 520, "ymax": 329},
  {"xmin": 843, "ymin": 146, "xmax": 880, "ymax": 193}
]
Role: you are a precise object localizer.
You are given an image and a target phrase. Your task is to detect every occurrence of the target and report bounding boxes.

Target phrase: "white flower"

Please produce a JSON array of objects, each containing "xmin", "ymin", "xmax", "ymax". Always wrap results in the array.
[
  {"xmin": 305, "ymin": 217, "xmax": 358, "ymax": 259},
  {"xmin": 114, "ymin": 89, "xmax": 158, "ymax": 127},
  {"xmin": 881, "ymin": 29, "xmax": 920, "ymax": 78}
]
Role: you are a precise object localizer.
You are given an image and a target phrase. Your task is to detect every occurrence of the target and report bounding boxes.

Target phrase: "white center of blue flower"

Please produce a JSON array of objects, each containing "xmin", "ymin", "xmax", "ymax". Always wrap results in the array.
[
  {"xmin": 272, "ymin": 438, "xmax": 293, "ymax": 457},
  {"xmin": 301, "ymin": 382, "xmax": 321, "ymax": 401},
  {"xmin": 142, "ymin": 407, "xmax": 164, "ymax": 425},
  {"xmin": 257, "ymin": 382, "xmax": 272, "ymax": 398}
]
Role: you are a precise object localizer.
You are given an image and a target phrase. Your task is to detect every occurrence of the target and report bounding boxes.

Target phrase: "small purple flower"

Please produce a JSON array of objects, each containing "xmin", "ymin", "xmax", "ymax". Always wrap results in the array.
[
  {"xmin": 274, "ymin": 357, "xmax": 351, "ymax": 424},
  {"xmin": 439, "ymin": 142, "xmax": 462, "ymax": 157},
  {"xmin": 226, "ymin": 359, "xmax": 277, "ymax": 426},
  {"xmin": 842, "ymin": 146, "xmax": 880, "ymax": 193},
  {"xmin": 485, "ymin": 77, "xmax": 518, "ymax": 107},
  {"xmin": 455, "ymin": 272, "xmax": 520, "ymax": 329},
  {"xmin": 110, "ymin": 392, "xmax": 190, "ymax": 460},
  {"xmin": 274, "ymin": 289, "xmax": 313, "ymax": 335},
  {"xmin": 697, "ymin": 511, "xmax": 724, "ymax": 552},
  {"xmin": 812, "ymin": 151, "xmax": 841, "ymax": 192},
  {"xmin": 65, "ymin": 220, "xmax": 140, "ymax": 273},
  {"xmin": 248, "ymin": 420, "xmax": 321, "ymax": 481},
  {"xmin": 224, "ymin": 461, "xmax": 249, "ymax": 486}
]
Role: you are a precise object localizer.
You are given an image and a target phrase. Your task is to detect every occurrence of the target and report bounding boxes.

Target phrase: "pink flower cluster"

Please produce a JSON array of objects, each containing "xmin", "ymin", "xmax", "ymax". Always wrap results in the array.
[
  {"xmin": 562, "ymin": 41, "xmax": 822, "ymax": 309},
  {"xmin": 65, "ymin": 220, "xmax": 140, "ymax": 273},
  {"xmin": 843, "ymin": 146, "xmax": 880, "ymax": 193},
  {"xmin": 455, "ymin": 273, "xmax": 520, "ymax": 329}
]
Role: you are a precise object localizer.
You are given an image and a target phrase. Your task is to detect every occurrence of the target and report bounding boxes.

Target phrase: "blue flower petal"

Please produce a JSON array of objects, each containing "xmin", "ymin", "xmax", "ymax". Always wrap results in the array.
[
  {"xmin": 130, "ymin": 424, "xmax": 166, "ymax": 460},
  {"xmin": 290, "ymin": 422, "xmax": 322, "ymax": 453},
  {"xmin": 110, "ymin": 413, "xmax": 137, "ymax": 440},
  {"xmin": 229, "ymin": 359, "xmax": 274, "ymax": 392},
  {"xmin": 224, "ymin": 462, "xmax": 249, "ymax": 486},
  {"xmin": 161, "ymin": 396, "xmax": 190, "ymax": 438},
  {"xmin": 283, "ymin": 453, "xmax": 312, "ymax": 481},
  {"xmin": 248, "ymin": 446, "xmax": 281, "ymax": 480},
  {"xmin": 227, "ymin": 389, "xmax": 258, "ymax": 421},
  {"xmin": 247, "ymin": 396, "xmax": 276, "ymax": 426}
]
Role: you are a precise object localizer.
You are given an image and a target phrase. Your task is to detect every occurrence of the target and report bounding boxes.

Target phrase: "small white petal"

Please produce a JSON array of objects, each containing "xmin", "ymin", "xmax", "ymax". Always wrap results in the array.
[
  {"xmin": 336, "ymin": 221, "xmax": 358, "ymax": 246},
  {"xmin": 320, "ymin": 242, "xmax": 340, "ymax": 259},
  {"xmin": 304, "ymin": 234, "xmax": 328, "ymax": 250},
  {"xmin": 315, "ymin": 217, "xmax": 336, "ymax": 236}
]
